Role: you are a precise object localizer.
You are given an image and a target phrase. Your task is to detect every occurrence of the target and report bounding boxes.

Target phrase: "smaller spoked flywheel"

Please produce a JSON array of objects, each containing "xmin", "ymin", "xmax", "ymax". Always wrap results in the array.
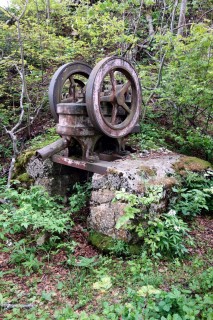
[
  {"xmin": 85, "ymin": 57, "xmax": 142, "ymax": 138},
  {"xmin": 49, "ymin": 61, "xmax": 92, "ymax": 122}
]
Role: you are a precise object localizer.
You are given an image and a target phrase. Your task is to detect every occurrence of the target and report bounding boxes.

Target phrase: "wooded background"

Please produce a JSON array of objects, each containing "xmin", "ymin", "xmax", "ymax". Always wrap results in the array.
[{"xmin": 0, "ymin": 0, "xmax": 212, "ymax": 182}]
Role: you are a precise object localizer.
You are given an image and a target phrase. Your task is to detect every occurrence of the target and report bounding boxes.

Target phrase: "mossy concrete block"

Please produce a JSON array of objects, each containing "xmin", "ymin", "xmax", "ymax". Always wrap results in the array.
[
  {"xmin": 26, "ymin": 156, "xmax": 88, "ymax": 197},
  {"xmin": 91, "ymin": 190, "xmax": 115, "ymax": 204},
  {"xmin": 88, "ymin": 151, "xmax": 212, "ymax": 242},
  {"xmin": 89, "ymin": 152, "xmax": 181, "ymax": 241},
  {"xmin": 88, "ymin": 201, "xmax": 129, "ymax": 241},
  {"xmin": 14, "ymin": 152, "xmax": 88, "ymax": 197}
]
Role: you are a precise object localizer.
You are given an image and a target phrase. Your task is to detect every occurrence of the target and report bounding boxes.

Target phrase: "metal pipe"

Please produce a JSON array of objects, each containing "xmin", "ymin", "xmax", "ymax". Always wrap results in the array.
[{"xmin": 36, "ymin": 138, "xmax": 70, "ymax": 160}]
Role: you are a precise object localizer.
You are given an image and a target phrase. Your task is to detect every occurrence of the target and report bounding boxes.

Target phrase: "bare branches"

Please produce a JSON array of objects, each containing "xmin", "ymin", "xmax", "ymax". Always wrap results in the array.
[
  {"xmin": 197, "ymin": 8, "xmax": 213, "ymax": 23},
  {"xmin": 1, "ymin": 0, "xmax": 29, "ymax": 187},
  {"xmin": 17, "ymin": 0, "xmax": 29, "ymax": 21}
]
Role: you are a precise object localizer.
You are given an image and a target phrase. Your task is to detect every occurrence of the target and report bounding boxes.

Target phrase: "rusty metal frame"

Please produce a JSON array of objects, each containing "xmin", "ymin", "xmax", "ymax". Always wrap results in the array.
[{"xmin": 52, "ymin": 154, "xmax": 111, "ymax": 175}]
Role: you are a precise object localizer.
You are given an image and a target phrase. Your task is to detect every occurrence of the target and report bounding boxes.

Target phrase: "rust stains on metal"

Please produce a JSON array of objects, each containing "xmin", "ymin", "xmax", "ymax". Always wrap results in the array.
[
  {"xmin": 36, "ymin": 138, "xmax": 70, "ymax": 160},
  {"xmin": 52, "ymin": 155, "xmax": 109, "ymax": 175}
]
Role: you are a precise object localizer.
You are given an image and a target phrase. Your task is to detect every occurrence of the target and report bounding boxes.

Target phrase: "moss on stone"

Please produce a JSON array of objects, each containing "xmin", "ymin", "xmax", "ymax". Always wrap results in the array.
[
  {"xmin": 89, "ymin": 231, "xmax": 114, "ymax": 252},
  {"xmin": 173, "ymin": 156, "xmax": 212, "ymax": 173},
  {"xmin": 89, "ymin": 231, "xmax": 141, "ymax": 256},
  {"xmin": 138, "ymin": 165, "xmax": 156, "ymax": 177},
  {"xmin": 16, "ymin": 173, "xmax": 34, "ymax": 186},
  {"xmin": 13, "ymin": 128, "xmax": 59, "ymax": 178},
  {"xmin": 14, "ymin": 150, "xmax": 36, "ymax": 177},
  {"xmin": 148, "ymin": 177, "xmax": 177, "ymax": 188},
  {"xmin": 17, "ymin": 172, "xmax": 31, "ymax": 182}
]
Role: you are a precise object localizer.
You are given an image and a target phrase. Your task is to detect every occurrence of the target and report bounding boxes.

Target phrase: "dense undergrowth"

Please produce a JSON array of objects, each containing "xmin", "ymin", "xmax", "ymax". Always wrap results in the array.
[{"xmin": 0, "ymin": 155, "xmax": 212, "ymax": 318}]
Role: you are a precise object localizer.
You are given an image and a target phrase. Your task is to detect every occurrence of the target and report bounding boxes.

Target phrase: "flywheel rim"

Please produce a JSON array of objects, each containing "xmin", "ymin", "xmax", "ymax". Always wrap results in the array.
[{"xmin": 85, "ymin": 56, "xmax": 142, "ymax": 138}]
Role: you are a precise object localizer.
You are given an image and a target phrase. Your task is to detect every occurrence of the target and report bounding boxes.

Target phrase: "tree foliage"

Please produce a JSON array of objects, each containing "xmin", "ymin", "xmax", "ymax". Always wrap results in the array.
[{"xmin": 0, "ymin": 0, "xmax": 212, "ymax": 178}]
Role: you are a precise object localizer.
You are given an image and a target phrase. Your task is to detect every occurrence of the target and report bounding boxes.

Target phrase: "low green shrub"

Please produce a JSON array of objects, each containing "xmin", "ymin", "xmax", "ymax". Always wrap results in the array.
[
  {"xmin": 69, "ymin": 181, "xmax": 92, "ymax": 213},
  {"xmin": 101, "ymin": 287, "xmax": 213, "ymax": 319},
  {"xmin": 0, "ymin": 185, "xmax": 73, "ymax": 240},
  {"xmin": 134, "ymin": 122, "xmax": 213, "ymax": 163},
  {"xmin": 140, "ymin": 212, "xmax": 191, "ymax": 258},
  {"xmin": 166, "ymin": 129, "xmax": 213, "ymax": 163},
  {"xmin": 114, "ymin": 189, "xmax": 191, "ymax": 259},
  {"xmin": 170, "ymin": 171, "xmax": 213, "ymax": 218}
]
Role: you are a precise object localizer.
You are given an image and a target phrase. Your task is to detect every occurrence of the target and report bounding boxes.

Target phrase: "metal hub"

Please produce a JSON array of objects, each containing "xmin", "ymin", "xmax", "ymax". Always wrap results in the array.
[{"xmin": 86, "ymin": 56, "xmax": 142, "ymax": 138}]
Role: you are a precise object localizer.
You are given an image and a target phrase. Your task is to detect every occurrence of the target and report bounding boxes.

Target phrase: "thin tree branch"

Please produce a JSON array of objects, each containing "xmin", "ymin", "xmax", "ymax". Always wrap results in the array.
[
  {"xmin": 197, "ymin": 8, "xmax": 213, "ymax": 23},
  {"xmin": 146, "ymin": 53, "xmax": 166, "ymax": 106},
  {"xmin": 1, "ymin": 0, "xmax": 29, "ymax": 188},
  {"xmin": 170, "ymin": 0, "xmax": 179, "ymax": 33}
]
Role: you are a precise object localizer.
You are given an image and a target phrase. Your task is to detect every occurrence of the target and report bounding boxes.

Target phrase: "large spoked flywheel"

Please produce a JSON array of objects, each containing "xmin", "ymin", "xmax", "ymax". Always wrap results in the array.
[
  {"xmin": 49, "ymin": 61, "xmax": 92, "ymax": 122},
  {"xmin": 85, "ymin": 57, "xmax": 142, "ymax": 138}
]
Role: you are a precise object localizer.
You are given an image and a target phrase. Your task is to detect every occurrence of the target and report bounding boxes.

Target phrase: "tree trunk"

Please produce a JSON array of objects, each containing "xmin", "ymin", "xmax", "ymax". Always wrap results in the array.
[
  {"xmin": 46, "ymin": 0, "xmax": 50, "ymax": 19},
  {"xmin": 146, "ymin": 13, "xmax": 154, "ymax": 36},
  {"xmin": 177, "ymin": 0, "xmax": 187, "ymax": 36}
]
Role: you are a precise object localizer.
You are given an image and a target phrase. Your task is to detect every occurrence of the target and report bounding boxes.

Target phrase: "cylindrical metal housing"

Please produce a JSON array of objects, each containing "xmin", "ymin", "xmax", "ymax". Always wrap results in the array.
[{"xmin": 56, "ymin": 103, "xmax": 99, "ymax": 137}]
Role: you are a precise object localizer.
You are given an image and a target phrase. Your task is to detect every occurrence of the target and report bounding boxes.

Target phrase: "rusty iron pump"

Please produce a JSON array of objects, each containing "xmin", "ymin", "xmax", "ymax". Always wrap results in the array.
[{"xmin": 37, "ymin": 57, "xmax": 142, "ymax": 174}]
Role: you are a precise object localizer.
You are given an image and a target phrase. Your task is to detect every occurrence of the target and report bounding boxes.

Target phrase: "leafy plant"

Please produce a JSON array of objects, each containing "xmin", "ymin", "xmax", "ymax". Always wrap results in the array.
[
  {"xmin": 114, "ymin": 186, "xmax": 163, "ymax": 229},
  {"xmin": 142, "ymin": 211, "xmax": 192, "ymax": 258},
  {"xmin": 114, "ymin": 187, "xmax": 191, "ymax": 258},
  {"xmin": 101, "ymin": 287, "xmax": 213, "ymax": 319},
  {"xmin": 9, "ymin": 241, "xmax": 42, "ymax": 275},
  {"xmin": 69, "ymin": 181, "xmax": 92, "ymax": 213},
  {"xmin": 68, "ymin": 256, "xmax": 98, "ymax": 269},
  {"xmin": 170, "ymin": 171, "xmax": 213, "ymax": 217},
  {"xmin": 0, "ymin": 185, "xmax": 73, "ymax": 240}
]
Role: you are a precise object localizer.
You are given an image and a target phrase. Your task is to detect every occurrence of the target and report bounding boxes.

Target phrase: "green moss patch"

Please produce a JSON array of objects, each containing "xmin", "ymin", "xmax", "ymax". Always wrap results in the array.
[
  {"xmin": 16, "ymin": 173, "xmax": 31, "ymax": 182},
  {"xmin": 173, "ymin": 156, "xmax": 212, "ymax": 174},
  {"xmin": 89, "ymin": 231, "xmax": 141, "ymax": 256},
  {"xmin": 139, "ymin": 165, "xmax": 157, "ymax": 178},
  {"xmin": 14, "ymin": 150, "xmax": 36, "ymax": 177},
  {"xmin": 13, "ymin": 128, "xmax": 59, "ymax": 178}
]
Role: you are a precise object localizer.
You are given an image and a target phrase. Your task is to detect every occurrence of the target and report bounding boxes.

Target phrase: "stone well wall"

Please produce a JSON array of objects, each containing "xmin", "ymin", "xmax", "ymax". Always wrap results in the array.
[{"xmin": 88, "ymin": 151, "xmax": 212, "ymax": 241}]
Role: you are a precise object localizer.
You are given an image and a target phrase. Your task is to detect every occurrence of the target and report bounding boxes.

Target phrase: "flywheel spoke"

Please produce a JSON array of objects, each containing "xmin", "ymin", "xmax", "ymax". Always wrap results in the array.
[
  {"xmin": 111, "ymin": 103, "xmax": 118, "ymax": 125},
  {"xmin": 109, "ymin": 70, "xmax": 116, "ymax": 93},
  {"xmin": 120, "ymin": 102, "xmax": 131, "ymax": 114},
  {"xmin": 120, "ymin": 80, "xmax": 131, "ymax": 95}
]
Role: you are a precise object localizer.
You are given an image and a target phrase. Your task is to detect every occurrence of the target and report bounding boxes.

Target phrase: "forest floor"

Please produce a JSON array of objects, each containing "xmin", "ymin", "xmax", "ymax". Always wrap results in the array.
[{"xmin": 0, "ymin": 214, "xmax": 212, "ymax": 319}]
